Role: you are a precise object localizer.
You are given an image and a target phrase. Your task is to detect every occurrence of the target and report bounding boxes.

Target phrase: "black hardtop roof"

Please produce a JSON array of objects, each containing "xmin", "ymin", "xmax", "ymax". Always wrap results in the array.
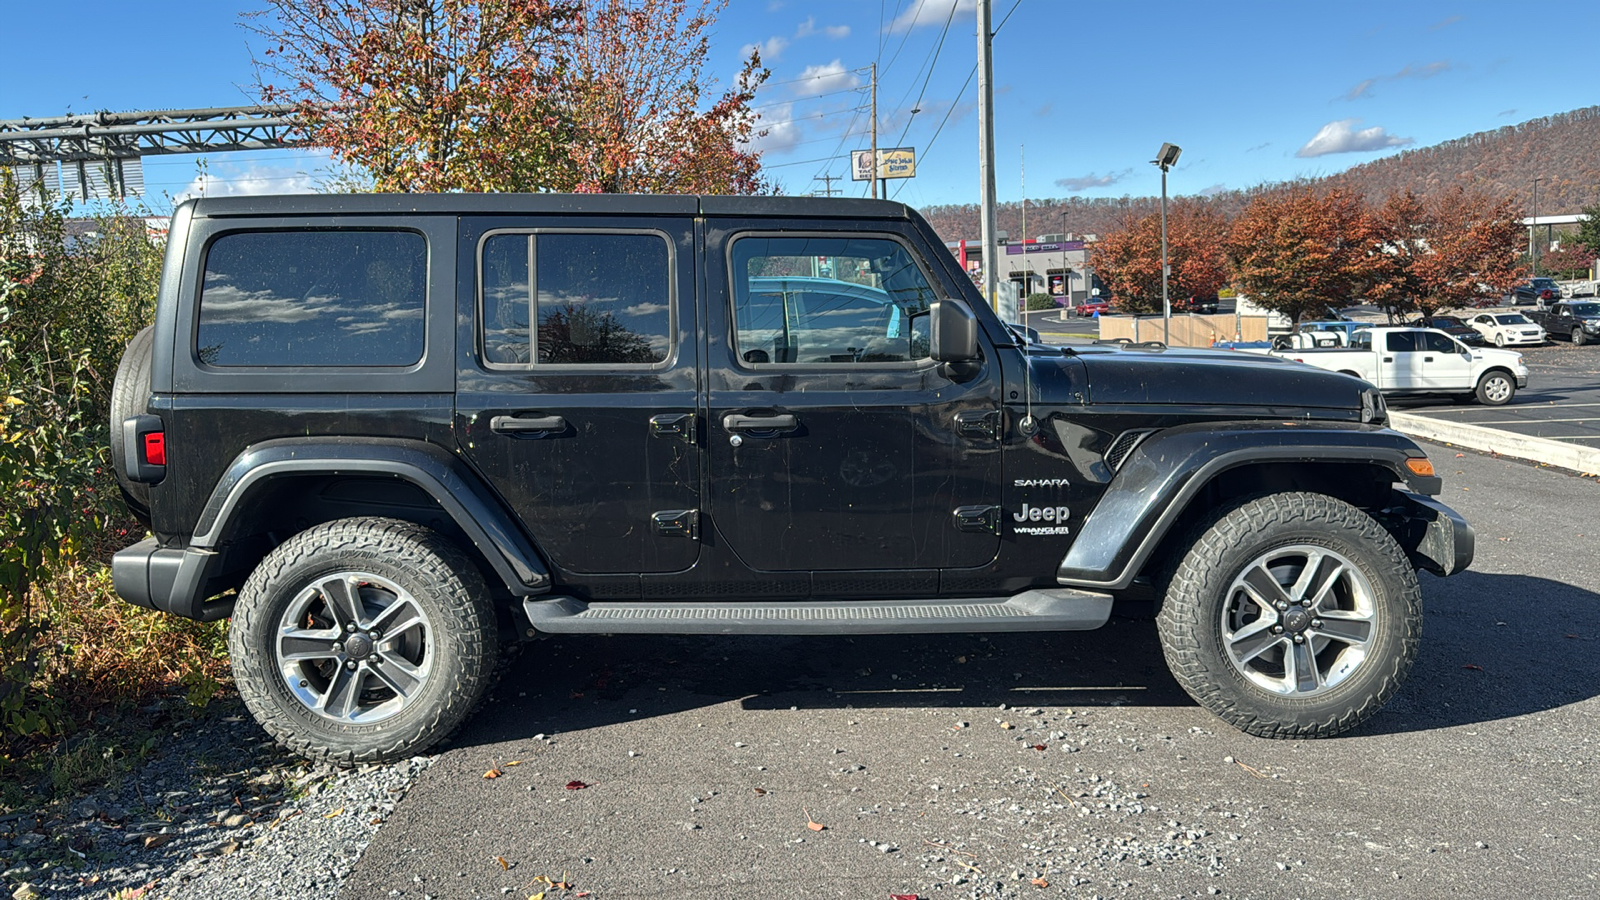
[{"xmin": 185, "ymin": 193, "xmax": 914, "ymax": 219}]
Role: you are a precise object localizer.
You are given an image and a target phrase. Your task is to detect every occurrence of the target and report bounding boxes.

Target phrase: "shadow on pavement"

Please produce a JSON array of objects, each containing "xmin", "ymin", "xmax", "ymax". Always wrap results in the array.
[{"xmin": 444, "ymin": 570, "xmax": 1599, "ymax": 751}]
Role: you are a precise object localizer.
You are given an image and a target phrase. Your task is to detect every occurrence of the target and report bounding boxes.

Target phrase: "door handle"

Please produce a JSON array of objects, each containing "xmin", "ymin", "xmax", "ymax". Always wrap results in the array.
[
  {"xmin": 1424, "ymin": 356, "xmax": 1434, "ymax": 362},
  {"xmin": 650, "ymin": 413, "xmax": 695, "ymax": 441},
  {"xmin": 723, "ymin": 413, "xmax": 799, "ymax": 433},
  {"xmin": 1382, "ymin": 356, "xmax": 1393, "ymax": 362},
  {"xmin": 490, "ymin": 414, "xmax": 567, "ymax": 434}
]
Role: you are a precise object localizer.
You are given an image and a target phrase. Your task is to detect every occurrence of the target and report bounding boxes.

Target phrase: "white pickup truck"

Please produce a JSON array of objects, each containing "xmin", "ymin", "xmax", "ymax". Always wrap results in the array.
[{"xmin": 1269, "ymin": 326, "xmax": 1528, "ymax": 405}]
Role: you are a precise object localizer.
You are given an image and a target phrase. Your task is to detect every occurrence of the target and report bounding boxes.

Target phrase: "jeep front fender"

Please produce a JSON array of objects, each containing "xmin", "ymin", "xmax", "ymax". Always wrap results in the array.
[{"xmin": 1056, "ymin": 421, "xmax": 1446, "ymax": 590}]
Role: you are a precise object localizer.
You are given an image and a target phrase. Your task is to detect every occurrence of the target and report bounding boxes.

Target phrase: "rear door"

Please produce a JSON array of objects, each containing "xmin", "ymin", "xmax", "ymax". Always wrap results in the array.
[
  {"xmin": 454, "ymin": 217, "xmax": 700, "ymax": 584},
  {"xmin": 1382, "ymin": 331, "xmax": 1424, "ymax": 390},
  {"xmin": 702, "ymin": 222, "xmax": 1003, "ymax": 578}
]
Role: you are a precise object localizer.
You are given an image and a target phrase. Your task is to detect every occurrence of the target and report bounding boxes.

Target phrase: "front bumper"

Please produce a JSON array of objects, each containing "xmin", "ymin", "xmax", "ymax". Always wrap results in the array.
[{"xmin": 1391, "ymin": 491, "xmax": 1474, "ymax": 577}]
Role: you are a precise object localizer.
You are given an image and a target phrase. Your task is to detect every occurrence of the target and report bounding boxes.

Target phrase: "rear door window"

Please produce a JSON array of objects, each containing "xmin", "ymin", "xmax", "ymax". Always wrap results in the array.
[
  {"xmin": 479, "ymin": 232, "xmax": 672, "ymax": 366},
  {"xmin": 198, "ymin": 230, "xmax": 426, "ymax": 367},
  {"xmin": 1386, "ymin": 332, "xmax": 1419, "ymax": 352}
]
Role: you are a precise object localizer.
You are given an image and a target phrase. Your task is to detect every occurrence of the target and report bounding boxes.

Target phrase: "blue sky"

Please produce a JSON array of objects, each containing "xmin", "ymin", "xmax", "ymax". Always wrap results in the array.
[{"xmin": 3, "ymin": 1, "xmax": 1595, "ymax": 211}]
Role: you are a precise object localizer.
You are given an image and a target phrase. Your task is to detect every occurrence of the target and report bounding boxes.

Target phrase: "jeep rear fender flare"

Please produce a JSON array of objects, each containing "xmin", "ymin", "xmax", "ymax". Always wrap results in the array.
[
  {"xmin": 1055, "ymin": 421, "xmax": 1440, "ymax": 591},
  {"xmin": 193, "ymin": 437, "xmax": 550, "ymax": 595}
]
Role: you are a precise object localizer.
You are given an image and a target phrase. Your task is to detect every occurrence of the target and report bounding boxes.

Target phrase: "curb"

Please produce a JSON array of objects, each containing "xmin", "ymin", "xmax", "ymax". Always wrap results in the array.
[{"xmin": 1388, "ymin": 411, "xmax": 1600, "ymax": 474}]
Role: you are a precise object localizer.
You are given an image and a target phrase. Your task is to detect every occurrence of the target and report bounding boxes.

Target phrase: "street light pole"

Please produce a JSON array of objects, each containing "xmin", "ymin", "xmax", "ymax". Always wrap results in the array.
[
  {"xmin": 1152, "ymin": 143, "xmax": 1181, "ymax": 345},
  {"xmin": 1532, "ymin": 176, "xmax": 1542, "ymax": 277},
  {"xmin": 976, "ymin": 0, "xmax": 999, "ymax": 312}
]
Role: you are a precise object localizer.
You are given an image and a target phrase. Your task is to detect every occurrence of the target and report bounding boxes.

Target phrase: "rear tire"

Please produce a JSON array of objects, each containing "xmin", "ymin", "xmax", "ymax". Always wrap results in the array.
[
  {"xmin": 1475, "ymin": 370, "xmax": 1515, "ymax": 406},
  {"xmin": 1156, "ymin": 493, "xmax": 1420, "ymax": 739},
  {"xmin": 109, "ymin": 325, "xmax": 155, "ymax": 518},
  {"xmin": 229, "ymin": 518, "xmax": 498, "ymax": 765}
]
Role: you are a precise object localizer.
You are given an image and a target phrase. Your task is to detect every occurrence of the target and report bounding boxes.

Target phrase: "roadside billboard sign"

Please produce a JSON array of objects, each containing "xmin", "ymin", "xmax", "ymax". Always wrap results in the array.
[{"xmin": 851, "ymin": 147, "xmax": 916, "ymax": 181}]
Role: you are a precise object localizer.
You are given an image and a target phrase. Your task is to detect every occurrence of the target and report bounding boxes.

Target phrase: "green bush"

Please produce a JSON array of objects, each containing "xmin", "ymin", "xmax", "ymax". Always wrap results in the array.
[
  {"xmin": 2, "ymin": 177, "xmax": 228, "ymax": 784},
  {"xmin": 1026, "ymin": 292, "xmax": 1059, "ymax": 311}
]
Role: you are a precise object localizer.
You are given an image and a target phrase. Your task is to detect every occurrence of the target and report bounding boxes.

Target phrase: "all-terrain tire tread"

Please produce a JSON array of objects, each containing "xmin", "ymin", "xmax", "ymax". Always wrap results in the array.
[
  {"xmin": 229, "ymin": 518, "xmax": 497, "ymax": 766},
  {"xmin": 1155, "ymin": 492, "xmax": 1421, "ymax": 739}
]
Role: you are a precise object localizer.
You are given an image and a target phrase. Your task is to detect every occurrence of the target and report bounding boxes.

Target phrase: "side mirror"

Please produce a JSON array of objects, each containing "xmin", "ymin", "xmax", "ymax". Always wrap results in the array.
[{"xmin": 932, "ymin": 299, "xmax": 979, "ymax": 362}]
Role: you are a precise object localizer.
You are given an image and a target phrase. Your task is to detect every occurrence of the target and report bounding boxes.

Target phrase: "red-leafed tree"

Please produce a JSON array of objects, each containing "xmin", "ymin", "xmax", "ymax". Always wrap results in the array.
[
  {"xmin": 1090, "ymin": 201, "xmax": 1231, "ymax": 316},
  {"xmin": 548, "ymin": 0, "xmax": 770, "ymax": 194},
  {"xmin": 1227, "ymin": 186, "xmax": 1387, "ymax": 327},
  {"xmin": 1372, "ymin": 188, "xmax": 1526, "ymax": 317},
  {"xmin": 246, "ymin": 0, "xmax": 770, "ymax": 194}
]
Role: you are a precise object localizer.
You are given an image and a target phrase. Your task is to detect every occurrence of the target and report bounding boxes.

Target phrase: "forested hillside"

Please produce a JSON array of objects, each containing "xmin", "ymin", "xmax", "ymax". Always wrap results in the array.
[{"xmin": 916, "ymin": 107, "xmax": 1600, "ymax": 244}]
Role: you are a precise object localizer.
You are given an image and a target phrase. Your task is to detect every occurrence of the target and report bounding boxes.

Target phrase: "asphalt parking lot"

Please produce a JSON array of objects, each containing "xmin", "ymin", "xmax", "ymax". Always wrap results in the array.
[
  {"xmin": 343, "ymin": 448, "xmax": 1600, "ymax": 900},
  {"xmin": 1399, "ymin": 342, "xmax": 1600, "ymax": 447}
]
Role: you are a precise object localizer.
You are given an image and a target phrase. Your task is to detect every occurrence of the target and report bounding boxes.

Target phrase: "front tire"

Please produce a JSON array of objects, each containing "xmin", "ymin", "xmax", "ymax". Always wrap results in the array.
[
  {"xmin": 1475, "ymin": 370, "xmax": 1515, "ymax": 405},
  {"xmin": 229, "ymin": 518, "xmax": 498, "ymax": 765},
  {"xmin": 1493, "ymin": 333, "xmax": 1506, "ymax": 347},
  {"xmin": 1156, "ymin": 493, "xmax": 1421, "ymax": 739},
  {"xmin": 1574, "ymin": 328, "xmax": 1588, "ymax": 347}
]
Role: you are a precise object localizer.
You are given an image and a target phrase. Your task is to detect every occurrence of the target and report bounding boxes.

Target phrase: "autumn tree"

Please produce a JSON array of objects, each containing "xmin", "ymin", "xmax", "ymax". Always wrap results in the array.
[
  {"xmin": 1227, "ymin": 186, "xmax": 1385, "ymax": 328},
  {"xmin": 546, "ymin": 0, "xmax": 770, "ymax": 194},
  {"xmin": 1090, "ymin": 201, "xmax": 1231, "ymax": 316},
  {"xmin": 1371, "ymin": 188, "xmax": 1525, "ymax": 318},
  {"xmin": 246, "ymin": 0, "xmax": 770, "ymax": 194},
  {"xmin": 1572, "ymin": 200, "xmax": 1600, "ymax": 259}
]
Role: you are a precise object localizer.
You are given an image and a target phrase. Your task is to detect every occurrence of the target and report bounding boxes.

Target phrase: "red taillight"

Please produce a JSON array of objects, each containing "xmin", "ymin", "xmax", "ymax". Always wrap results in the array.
[{"xmin": 143, "ymin": 432, "xmax": 166, "ymax": 466}]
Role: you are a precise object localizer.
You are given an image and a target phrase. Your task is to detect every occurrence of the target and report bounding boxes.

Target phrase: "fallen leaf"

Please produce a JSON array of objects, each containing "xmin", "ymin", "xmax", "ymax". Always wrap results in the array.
[
  {"xmin": 1567, "ymin": 634, "xmax": 1579, "ymax": 639},
  {"xmin": 528, "ymin": 893, "xmax": 544, "ymax": 900},
  {"xmin": 369, "ymin": 817, "xmax": 383, "ymax": 825},
  {"xmin": 323, "ymin": 807, "xmax": 344, "ymax": 819},
  {"xmin": 1455, "ymin": 453, "xmax": 1465, "ymax": 458},
  {"xmin": 890, "ymin": 895, "xmax": 920, "ymax": 900},
  {"xmin": 565, "ymin": 780, "xmax": 589, "ymax": 790},
  {"xmin": 496, "ymin": 856, "xmax": 510, "ymax": 870},
  {"xmin": 752, "ymin": 787, "xmax": 768, "ymax": 795},
  {"xmin": 955, "ymin": 655, "xmax": 967, "ymax": 664},
  {"xmin": 999, "ymin": 721, "xmax": 1014, "ymax": 730},
  {"xmin": 1234, "ymin": 761, "xmax": 1268, "ymax": 779},
  {"xmin": 506, "ymin": 760, "xmax": 523, "ymax": 767},
  {"xmin": 804, "ymin": 805, "xmax": 825, "ymax": 831},
  {"xmin": 1031, "ymin": 877, "xmax": 1050, "ymax": 888},
  {"xmin": 1031, "ymin": 744, "xmax": 1047, "ymax": 751},
  {"xmin": 142, "ymin": 834, "xmax": 172, "ymax": 850},
  {"xmin": 1463, "ymin": 664, "xmax": 1484, "ymax": 671},
  {"xmin": 484, "ymin": 768, "xmax": 503, "ymax": 779}
]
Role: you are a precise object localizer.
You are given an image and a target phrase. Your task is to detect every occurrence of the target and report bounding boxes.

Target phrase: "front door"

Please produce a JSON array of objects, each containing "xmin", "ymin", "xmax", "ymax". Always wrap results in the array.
[
  {"xmin": 455, "ymin": 217, "xmax": 700, "ymax": 580},
  {"xmin": 703, "ymin": 223, "xmax": 1003, "ymax": 576},
  {"xmin": 1418, "ymin": 330, "xmax": 1473, "ymax": 391}
]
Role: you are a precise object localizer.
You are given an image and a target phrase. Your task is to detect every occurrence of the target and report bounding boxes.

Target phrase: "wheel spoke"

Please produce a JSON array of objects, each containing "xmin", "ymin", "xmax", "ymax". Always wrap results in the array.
[
  {"xmin": 1285, "ymin": 640, "xmax": 1323, "ymax": 693},
  {"xmin": 1227, "ymin": 617, "xmax": 1281, "ymax": 664},
  {"xmin": 319, "ymin": 665, "xmax": 364, "ymax": 720},
  {"xmin": 1313, "ymin": 614, "xmax": 1372, "ymax": 645},
  {"xmin": 368, "ymin": 653, "xmax": 423, "ymax": 698},
  {"xmin": 317, "ymin": 576, "xmax": 365, "ymax": 630},
  {"xmin": 370, "ymin": 597, "xmax": 424, "ymax": 638},
  {"xmin": 1288, "ymin": 549, "xmax": 1325, "ymax": 603},
  {"xmin": 1242, "ymin": 564, "xmax": 1292, "ymax": 608},
  {"xmin": 279, "ymin": 628, "xmax": 341, "ymax": 661},
  {"xmin": 1304, "ymin": 559, "xmax": 1347, "ymax": 611}
]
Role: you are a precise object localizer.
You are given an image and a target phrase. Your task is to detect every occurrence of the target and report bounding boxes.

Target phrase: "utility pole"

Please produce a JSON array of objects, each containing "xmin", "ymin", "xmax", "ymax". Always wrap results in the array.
[
  {"xmin": 1532, "ymin": 176, "xmax": 1542, "ymax": 277},
  {"xmin": 870, "ymin": 62, "xmax": 879, "ymax": 200},
  {"xmin": 813, "ymin": 173, "xmax": 841, "ymax": 197},
  {"xmin": 976, "ymin": 0, "xmax": 999, "ymax": 311}
]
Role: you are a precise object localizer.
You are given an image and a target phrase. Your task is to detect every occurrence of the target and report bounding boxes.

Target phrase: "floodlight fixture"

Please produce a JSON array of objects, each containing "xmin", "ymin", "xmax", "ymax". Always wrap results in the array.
[{"xmin": 1153, "ymin": 142, "xmax": 1182, "ymax": 171}]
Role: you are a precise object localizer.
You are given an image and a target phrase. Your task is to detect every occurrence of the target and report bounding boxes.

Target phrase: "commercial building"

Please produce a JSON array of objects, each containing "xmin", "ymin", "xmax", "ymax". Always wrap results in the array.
[{"xmin": 945, "ymin": 233, "xmax": 1101, "ymax": 306}]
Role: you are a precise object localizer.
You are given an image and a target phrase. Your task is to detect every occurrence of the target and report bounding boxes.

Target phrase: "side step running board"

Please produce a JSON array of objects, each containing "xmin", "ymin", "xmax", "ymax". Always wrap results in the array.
[{"xmin": 521, "ymin": 589, "xmax": 1113, "ymax": 636}]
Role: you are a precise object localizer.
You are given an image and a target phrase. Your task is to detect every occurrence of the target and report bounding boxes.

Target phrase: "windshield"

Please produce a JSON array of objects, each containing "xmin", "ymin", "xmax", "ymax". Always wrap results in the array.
[
  {"xmin": 1495, "ymin": 314, "xmax": 1531, "ymax": 325},
  {"xmin": 1532, "ymin": 278, "xmax": 1557, "ymax": 287},
  {"xmin": 1570, "ymin": 303, "xmax": 1600, "ymax": 317},
  {"xmin": 1432, "ymin": 317, "xmax": 1463, "ymax": 327}
]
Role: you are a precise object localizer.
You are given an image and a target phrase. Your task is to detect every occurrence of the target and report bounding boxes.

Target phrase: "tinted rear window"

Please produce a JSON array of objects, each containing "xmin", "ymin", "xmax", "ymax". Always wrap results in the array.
[{"xmin": 198, "ymin": 230, "xmax": 426, "ymax": 367}]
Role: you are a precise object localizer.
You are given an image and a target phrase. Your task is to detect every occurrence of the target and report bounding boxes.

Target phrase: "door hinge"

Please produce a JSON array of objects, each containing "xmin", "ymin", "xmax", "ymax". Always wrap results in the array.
[
  {"xmin": 652, "ymin": 508, "xmax": 700, "ymax": 540},
  {"xmin": 953, "ymin": 505, "xmax": 1001, "ymax": 534},
  {"xmin": 954, "ymin": 409, "xmax": 1002, "ymax": 441},
  {"xmin": 650, "ymin": 413, "xmax": 696, "ymax": 443}
]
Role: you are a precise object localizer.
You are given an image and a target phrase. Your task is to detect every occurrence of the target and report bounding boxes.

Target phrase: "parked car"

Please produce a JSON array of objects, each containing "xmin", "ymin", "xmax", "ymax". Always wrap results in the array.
[
  {"xmin": 1270, "ymin": 326, "xmax": 1527, "ymax": 405},
  {"xmin": 1528, "ymin": 300, "xmax": 1600, "ymax": 345},
  {"xmin": 1408, "ymin": 316, "xmax": 1485, "ymax": 346},
  {"xmin": 1175, "ymin": 295, "xmax": 1219, "ymax": 314},
  {"xmin": 1076, "ymin": 299, "xmax": 1112, "ymax": 317},
  {"xmin": 107, "ymin": 193, "xmax": 1473, "ymax": 763},
  {"xmin": 1511, "ymin": 278, "xmax": 1562, "ymax": 304},
  {"xmin": 1468, "ymin": 312, "xmax": 1546, "ymax": 347}
]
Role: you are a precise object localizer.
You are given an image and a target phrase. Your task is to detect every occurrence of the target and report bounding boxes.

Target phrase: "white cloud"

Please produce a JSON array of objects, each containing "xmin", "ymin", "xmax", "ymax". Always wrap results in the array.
[
  {"xmin": 1296, "ymin": 119, "xmax": 1414, "ymax": 157},
  {"xmin": 746, "ymin": 101, "xmax": 803, "ymax": 154},
  {"xmin": 792, "ymin": 60, "xmax": 861, "ymax": 97},
  {"xmin": 1054, "ymin": 169, "xmax": 1132, "ymax": 192},
  {"xmin": 176, "ymin": 165, "xmax": 317, "ymax": 202},
  {"xmin": 1343, "ymin": 60, "xmax": 1452, "ymax": 100},
  {"xmin": 741, "ymin": 35, "xmax": 789, "ymax": 62},
  {"xmin": 890, "ymin": 0, "xmax": 976, "ymax": 31},
  {"xmin": 796, "ymin": 17, "xmax": 851, "ymax": 39}
]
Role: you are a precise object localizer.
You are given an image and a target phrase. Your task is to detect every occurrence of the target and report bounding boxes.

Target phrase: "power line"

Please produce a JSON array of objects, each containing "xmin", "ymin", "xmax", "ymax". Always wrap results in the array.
[
  {"xmin": 892, "ymin": 0, "xmax": 961, "ymax": 147},
  {"xmin": 892, "ymin": 61, "xmax": 978, "ymax": 200},
  {"xmin": 748, "ymin": 86, "xmax": 868, "ymax": 112},
  {"xmin": 758, "ymin": 66, "xmax": 872, "ymax": 88},
  {"xmin": 759, "ymin": 105, "xmax": 871, "ymax": 131}
]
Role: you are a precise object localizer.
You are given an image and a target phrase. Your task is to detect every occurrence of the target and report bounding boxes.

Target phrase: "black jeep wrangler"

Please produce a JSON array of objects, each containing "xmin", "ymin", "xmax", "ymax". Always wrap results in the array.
[{"xmin": 110, "ymin": 194, "xmax": 1472, "ymax": 763}]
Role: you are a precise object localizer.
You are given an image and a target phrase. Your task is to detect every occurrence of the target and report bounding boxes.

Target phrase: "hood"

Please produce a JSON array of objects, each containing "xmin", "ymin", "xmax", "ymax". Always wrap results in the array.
[{"xmin": 1035, "ymin": 344, "xmax": 1365, "ymax": 410}]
